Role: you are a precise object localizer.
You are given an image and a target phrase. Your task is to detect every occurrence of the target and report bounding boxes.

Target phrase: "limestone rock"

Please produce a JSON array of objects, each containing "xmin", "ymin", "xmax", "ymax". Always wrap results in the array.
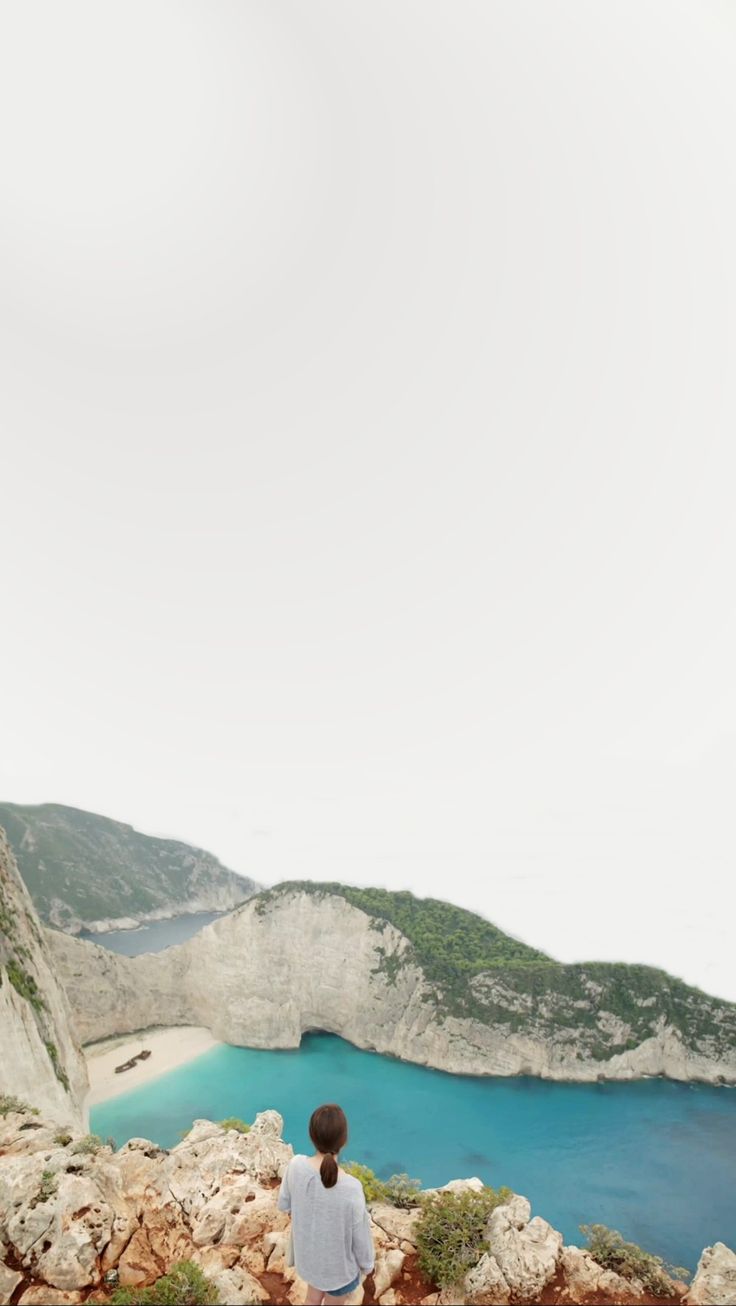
[
  {"xmin": 164, "ymin": 1111, "xmax": 292, "ymax": 1217},
  {"xmin": 374, "ymin": 1248, "xmax": 406, "ymax": 1297},
  {"xmin": 369, "ymin": 1203, "xmax": 422, "ymax": 1248},
  {"xmin": 465, "ymin": 1251, "xmax": 511, "ymax": 1303},
  {"xmin": 211, "ymin": 1265, "xmax": 269, "ymax": 1304},
  {"xmin": 485, "ymin": 1195, "xmax": 563, "ymax": 1302},
  {"xmin": 18, "ymin": 1290, "xmax": 83, "ymax": 1305},
  {"xmin": 0, "ymin": 1260, "xmax": 23, "ymax": 1305},
  {"xmin": 436, "ymin": 1177, "xmax": 485, "ymax": 1195},
  {"xmin": 685, "ymin": 1243, "xmax": 736, "ymax": 1305}
]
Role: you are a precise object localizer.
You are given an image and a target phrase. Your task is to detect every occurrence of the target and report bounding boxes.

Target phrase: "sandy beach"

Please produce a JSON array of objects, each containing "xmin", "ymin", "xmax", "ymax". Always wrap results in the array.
[{"xmin": 85, "ymin": 1025, "xmax": 222, "ymax": 1107}]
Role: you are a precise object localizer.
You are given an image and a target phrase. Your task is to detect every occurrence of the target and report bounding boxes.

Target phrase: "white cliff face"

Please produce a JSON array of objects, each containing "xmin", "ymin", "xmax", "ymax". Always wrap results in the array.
[
  {"xmin": 46, "ymin": 890, "xmax": 736, "ymax": 1085},
  {"xmin": 0, "ymin": 831, "xmax": 88, "ymax": 1126}
]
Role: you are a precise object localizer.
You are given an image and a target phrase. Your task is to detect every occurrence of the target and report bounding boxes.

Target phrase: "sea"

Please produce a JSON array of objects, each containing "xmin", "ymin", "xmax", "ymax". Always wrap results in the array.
[
  {"xmin": 80, "ymin": 910, "xmax": 225, "ymax": 956},
  {"xmin": 90, "ymin": 1030, "xmax": 736, "ymax": 1274}
]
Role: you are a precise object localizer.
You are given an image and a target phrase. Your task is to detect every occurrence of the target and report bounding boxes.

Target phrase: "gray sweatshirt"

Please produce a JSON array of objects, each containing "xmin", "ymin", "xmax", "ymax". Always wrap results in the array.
[{"xmin": 277, "ymin": 1155, "xmax": 375, "ymax": 1292}]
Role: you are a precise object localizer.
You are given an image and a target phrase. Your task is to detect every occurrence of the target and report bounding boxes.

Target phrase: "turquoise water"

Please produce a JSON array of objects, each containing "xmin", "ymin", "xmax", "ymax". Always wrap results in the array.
[{"xmin": 91, "ymin": 1032, "xmax": 736, "ymax": 1273}]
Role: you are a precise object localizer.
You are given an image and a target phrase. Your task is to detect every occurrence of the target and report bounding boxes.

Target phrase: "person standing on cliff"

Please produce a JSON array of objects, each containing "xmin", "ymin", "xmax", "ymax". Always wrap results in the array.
[{"xmin": 277, "ymin": 1102, "xmax": 375, "ymax": 1304}]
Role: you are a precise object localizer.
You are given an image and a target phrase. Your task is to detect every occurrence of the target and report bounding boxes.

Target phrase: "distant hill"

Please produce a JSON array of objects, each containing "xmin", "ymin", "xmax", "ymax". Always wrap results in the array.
[{"xmin": 0, "ymin": 802, "xmax": 258, "ymax": 934}]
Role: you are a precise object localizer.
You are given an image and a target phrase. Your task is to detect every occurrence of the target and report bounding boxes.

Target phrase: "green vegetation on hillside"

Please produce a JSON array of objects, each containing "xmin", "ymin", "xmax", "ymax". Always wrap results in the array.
[
  {"xmin": 254, "ymin": 881, "xmax": 736, "ymax": 1062},
  {"xmin": 255, "ymin": 881, "xmax": 550, "ymax": 982},
  {"xmin": 581, "ymin": 1224, "xmax": 688, "ymax": 1295},
  {"xmin": 416, "ymin": 1186, "xmax": 513, "ymax": 1289},
  {"xmin": 110, "ymin": 1261, "xmax": 219, "ymax": 1305},
  {"xmin": 0, "ymin": 802, "xmax": 258, "ymax": 930}
]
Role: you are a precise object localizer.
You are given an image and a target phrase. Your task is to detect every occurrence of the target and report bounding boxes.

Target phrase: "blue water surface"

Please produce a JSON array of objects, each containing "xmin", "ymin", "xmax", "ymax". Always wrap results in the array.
[
  {"xmin": 80, "ymin": 911, "xmax": 225, "ymax": 956},
  {"xmin": 91, "ymin": 1032, "xmax": 736, "ymax": 1273}
]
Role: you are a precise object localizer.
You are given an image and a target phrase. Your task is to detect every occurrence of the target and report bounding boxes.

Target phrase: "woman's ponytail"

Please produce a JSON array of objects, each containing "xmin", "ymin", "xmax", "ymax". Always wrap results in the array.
[
  {"xmin": 309, "ymin": 1103, "xmax": 348, "ymax": 1188},
  {"xmin": 320, "ymin": 1152, "xmax": 339, "ymax": 1189}
]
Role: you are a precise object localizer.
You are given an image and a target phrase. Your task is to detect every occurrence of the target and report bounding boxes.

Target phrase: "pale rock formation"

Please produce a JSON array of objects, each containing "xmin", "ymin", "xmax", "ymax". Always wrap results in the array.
[
  {"xmin": 464, "ymin": 1194, "xmax": 563, "ymax": 1304},
  {"xmin": 684, "ymin": 1243, "xmax": 736, "ymax": 1306},
  {"xmin": 0, "ymin": 1261, "xmax": 22, "ymax": 1303},
  {"xmin": 464, "ymin": 1252, "xmax": 511, "ymax": 1304},
  {"xmin": 369, "ymin": 1202, "xmax": 422, "ymax": 1248},
  {"xmin": 0, "ymin": 831, "xmax": 87, "ymax": 1125},
  {"xmin": 374, "ymin": 1247, "xmax": 406, "ymax": 1296},
  {"xmin": 47, "ymin": 889, "xmax": 736, "ymax": 1084}
]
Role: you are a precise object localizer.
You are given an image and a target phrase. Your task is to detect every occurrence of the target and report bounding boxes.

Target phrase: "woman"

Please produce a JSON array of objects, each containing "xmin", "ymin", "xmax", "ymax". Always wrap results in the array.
[{"xmin": 277, "ymin": 1102, "xmax": 375, "ymax": 1305}]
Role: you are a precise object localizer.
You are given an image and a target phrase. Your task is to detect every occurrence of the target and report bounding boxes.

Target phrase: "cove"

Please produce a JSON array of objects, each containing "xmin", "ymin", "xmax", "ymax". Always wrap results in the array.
[
  {"xmin": 90, "ymin": 1031, "xmax": 736, "ymax": 1274},
  {"xmin": 80, "ymin": 911, "xmax": 226, "ymax": 956}
]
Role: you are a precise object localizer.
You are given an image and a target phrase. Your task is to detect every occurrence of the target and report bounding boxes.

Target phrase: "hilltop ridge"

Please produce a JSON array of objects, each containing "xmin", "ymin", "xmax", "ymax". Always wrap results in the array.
[{"xmin": 0, "ymin": 802, "xmax": 258, "ymax": 934}]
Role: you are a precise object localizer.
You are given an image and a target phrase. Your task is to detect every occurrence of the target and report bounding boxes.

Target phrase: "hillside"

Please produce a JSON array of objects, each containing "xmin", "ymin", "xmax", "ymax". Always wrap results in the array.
[
  {"xmin": 49, "ymin": 884, "xmax": 736, "ymax": 1084},
  {"xmin": 0, "ymin": 802, "xmax": 258, "ymax": 933},
  {"xmin": 255, "ymin": 883, "xmax": 736, "ymax": 1067},
  {"xmin": 0, "ymin": 828, "xmax": 87, "ymax": 1123}
]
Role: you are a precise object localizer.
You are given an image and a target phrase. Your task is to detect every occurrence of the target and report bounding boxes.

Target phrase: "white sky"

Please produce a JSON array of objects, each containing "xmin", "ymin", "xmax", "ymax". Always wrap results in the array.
[{"xmin": 1, "ymin": 1, "xmax": 736, "ymax": 1000}]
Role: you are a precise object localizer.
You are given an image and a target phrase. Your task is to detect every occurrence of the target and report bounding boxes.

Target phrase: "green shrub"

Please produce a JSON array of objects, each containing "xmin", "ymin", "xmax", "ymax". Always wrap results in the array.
[
  {"xmin": 581, "ymin": 1224, "xmax": 688, "ymax": 1296},
  {"xmin": 70, "ymin": 1133, "xmax": 103, "ymax": 1155},
  {"xmin": 45, "ymin": 1041, "xmax": 70, "ymax": 1091},
  {"xmin": 382, "ymin": 1173, "xmax": 423, "ymax": 1208},
  {"xmin": 0, "ymin": 1093, "xmax": 37, "ymax": 1116},
  {"xmin": 54, "ymin": 1131, "xmax": 73, "ymax": 1147},
  {"xmin": 110, "ymin": 1260, "xmax": 219, "ymax": 1304},
  {"xmin": 6, "ymin": 960, "xmax": 46, "ymax": 1013},
  {"xmin": 30, "ymin": 1169, "xmax": 58, "ymax": 1208},
  {"xmin": 416, "ymin": 1186, "xmax": 513, "ymax": 1289},
  {"xmin": 342, "ymin": 1161, "xmax": 389, "ymax": 1203},
  {"xmin": 218, "ymin": 1117, "xmax": 250, "ymax": 1134}
]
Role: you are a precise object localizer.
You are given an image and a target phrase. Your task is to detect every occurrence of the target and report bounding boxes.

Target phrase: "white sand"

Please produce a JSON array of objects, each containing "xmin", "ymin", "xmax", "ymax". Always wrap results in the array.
[{"xmin": 84, "ymin": 1025, "xmax": 222, "ymax": 1107}]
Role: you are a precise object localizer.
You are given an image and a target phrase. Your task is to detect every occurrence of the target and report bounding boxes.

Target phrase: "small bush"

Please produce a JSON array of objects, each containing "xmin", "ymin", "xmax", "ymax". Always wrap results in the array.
[
  {"xmin": 110, "ymin": 1260, "xmax": 219, "ymax": 1304},
  {"xmin": 218, "ymin": 1117, "xmax": 250, "ymax": 1134},
  {"xmin": 0, "ymin": 1093, "xmax": 37, "ymax": 1116},
  {"xmin": 71, "ymin": 1133, "xmax": 103, "ymax": 1155},
  {"xmin": 30, "ymin": 1169, "xmax": 58, "ymax": 1208},
  {"xmin": 45, "ymin": 1041, "xmax": 70, "ymax": 1091},
  {"xmin": 54, "ymin": 1131, "xmax": 73, "ymax": 1147},
  {"xmin": 6, "ymin": 960, "xmax": 46, "ymax": 1013},
  {"xmin": 581, "ymin": 1224, "xmax": 689, "ymax": 1296},
  {"xmin": 416, "ymin": 1186, "xmax": 513, "ymax": 1290},
  {"xmin": 382, "ymin": 1173, "xmax": 423, "ymax": 1208},
  {"xmin": 342, "ymin": 1161, "xmax": 388, "ymax": 1203}
]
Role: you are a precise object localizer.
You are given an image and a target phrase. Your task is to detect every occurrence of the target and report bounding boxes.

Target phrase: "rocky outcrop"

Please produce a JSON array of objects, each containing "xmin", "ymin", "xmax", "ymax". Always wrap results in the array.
[
  {"xmin": 684, "ymin": 1243, "xmax": 736, "ymax": 1305},
  {"xmin": 0, "ymin": 802, "xmax": 258, "ymax": 934},
  {"xmin": 0, "ymin": 831, "xmax": 87, "ymax": 1125},
  {"xmin": 48, "ymin": 889, "xmax": 736, "ymax": 1084},
  {"xmin": 0, "ymin": 1104, "xmax": 707, "ymax": 1305}
]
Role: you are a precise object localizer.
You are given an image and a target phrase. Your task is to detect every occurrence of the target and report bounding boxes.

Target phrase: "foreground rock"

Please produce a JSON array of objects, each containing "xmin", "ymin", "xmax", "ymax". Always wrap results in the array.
[
  {"xmin": 684, "ymin": 1243, "xmax": 736, "ymax": 1305},
  {"xmin": 0, "ymin": 1104, "xmax": 719, "ymax": 1305}
]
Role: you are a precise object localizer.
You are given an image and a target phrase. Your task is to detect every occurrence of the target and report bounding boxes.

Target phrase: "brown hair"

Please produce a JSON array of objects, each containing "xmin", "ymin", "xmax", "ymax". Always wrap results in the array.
[{"xmin": 308, "ymin": 1103, "xmax": 348, "ymax": 1188}]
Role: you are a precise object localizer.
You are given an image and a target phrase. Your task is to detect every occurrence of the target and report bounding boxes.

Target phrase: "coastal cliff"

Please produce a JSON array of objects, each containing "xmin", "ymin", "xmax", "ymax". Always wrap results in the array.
[
  {"xmin": 48, "ymin": 885, "xmax": 736, "ymax": 1085},
  {"xmin": 0, "ymin": 1104, "xmax": 733, "ymax": 1306},
  {"xmin": 0, "ymin": 831, "xmax": 87, "ymax": 1125},
  {"xmin": 0, "ymin": 802, "xmax": 258, "ymax": 934}
]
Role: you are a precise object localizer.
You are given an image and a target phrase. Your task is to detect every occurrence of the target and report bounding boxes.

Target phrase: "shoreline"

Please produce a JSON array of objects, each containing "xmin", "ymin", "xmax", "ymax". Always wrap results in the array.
[{"xmin": 84, "ymin": 1025, "xmax": 222, "ymax": 1107}]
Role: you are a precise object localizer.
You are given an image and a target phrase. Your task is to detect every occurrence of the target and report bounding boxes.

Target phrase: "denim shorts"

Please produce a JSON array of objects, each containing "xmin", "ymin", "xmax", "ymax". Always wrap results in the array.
[{"xmin": 325, "ymin": 1272, "xmax": 360, "ymax": 1297}]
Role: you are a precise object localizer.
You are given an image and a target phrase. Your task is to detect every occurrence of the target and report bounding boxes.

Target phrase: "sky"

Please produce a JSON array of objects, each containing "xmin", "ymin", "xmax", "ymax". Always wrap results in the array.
[{"xmin": 1, "ymin": 1, "xmax": 735, "ymax": 1001}]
